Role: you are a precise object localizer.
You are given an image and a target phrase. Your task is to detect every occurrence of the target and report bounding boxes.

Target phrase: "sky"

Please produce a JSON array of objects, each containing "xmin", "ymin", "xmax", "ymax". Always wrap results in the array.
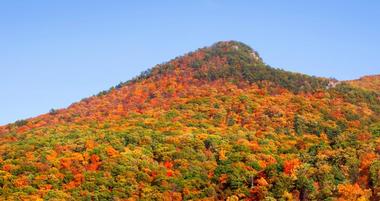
[{"xmin": 1, "ymin": 0, "xmax": 379, "ymax": 125}]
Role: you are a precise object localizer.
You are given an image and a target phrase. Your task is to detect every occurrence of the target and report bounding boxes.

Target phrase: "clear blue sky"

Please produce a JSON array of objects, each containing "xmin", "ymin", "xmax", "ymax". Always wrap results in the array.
[{"xmin": 1, "ymin": 1, "xmax": 379, "ymax": 125}]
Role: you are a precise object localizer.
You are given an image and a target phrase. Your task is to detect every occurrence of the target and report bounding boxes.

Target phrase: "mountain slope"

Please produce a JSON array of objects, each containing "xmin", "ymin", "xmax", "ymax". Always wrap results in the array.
[
  {"xmin": 0, "ymin": 41, "xmax": 379, "ymax": 200},
  {"xmin": 346, "ymin": 74, "xmax": 380, "ymax": 93}
]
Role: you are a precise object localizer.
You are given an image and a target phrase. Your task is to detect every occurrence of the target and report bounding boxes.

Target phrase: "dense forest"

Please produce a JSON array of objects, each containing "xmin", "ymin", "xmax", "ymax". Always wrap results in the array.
[{"xmin": 0, "ymin": 41, "xmax": 379, "ymax": 200}]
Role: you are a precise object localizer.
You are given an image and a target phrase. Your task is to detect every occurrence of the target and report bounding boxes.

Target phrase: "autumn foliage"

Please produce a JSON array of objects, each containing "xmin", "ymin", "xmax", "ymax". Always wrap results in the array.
[{"xmin": 0, "ymin": 41, "xmax": 379, "ymax": 200}]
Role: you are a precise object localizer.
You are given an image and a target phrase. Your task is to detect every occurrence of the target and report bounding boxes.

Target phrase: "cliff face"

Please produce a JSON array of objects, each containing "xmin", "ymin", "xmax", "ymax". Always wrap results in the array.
[{"xmin": 0, "ymin": 41, "xmax": 379, "ymax": 200}]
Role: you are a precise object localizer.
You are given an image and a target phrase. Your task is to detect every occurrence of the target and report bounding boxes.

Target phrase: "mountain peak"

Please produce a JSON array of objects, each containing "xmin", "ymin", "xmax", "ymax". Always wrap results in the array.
[
  {"xmin": 209, "ymin": 40, "xmax": 254, "ymax": 53},
  {"xmin": 121, "ymin": 40, "xmax": 265, "ymax": 85},
  {"xmin": 104, "ymin": 41, "xmax": 328, "ymax": 96},
  {"xmin": 208, "ymin": 40, "xmax": 263, "ymax": 63}
]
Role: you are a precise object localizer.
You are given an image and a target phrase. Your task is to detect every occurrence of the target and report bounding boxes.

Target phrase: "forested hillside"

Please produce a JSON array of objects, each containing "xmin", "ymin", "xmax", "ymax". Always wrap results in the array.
[
  {"xmin": 346, "ymin": 75, "xmax": 380, "ymax": 93},
  {"xmin": 0, "ymin": 41, "xmax": 379, "ymax": 200}
]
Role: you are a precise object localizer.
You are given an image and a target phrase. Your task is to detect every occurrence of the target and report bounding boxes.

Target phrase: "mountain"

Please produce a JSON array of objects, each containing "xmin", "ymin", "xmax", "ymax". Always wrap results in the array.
[{"xmin": 0, "ymin": 41, "xmax": 379, "ymax": 200}]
